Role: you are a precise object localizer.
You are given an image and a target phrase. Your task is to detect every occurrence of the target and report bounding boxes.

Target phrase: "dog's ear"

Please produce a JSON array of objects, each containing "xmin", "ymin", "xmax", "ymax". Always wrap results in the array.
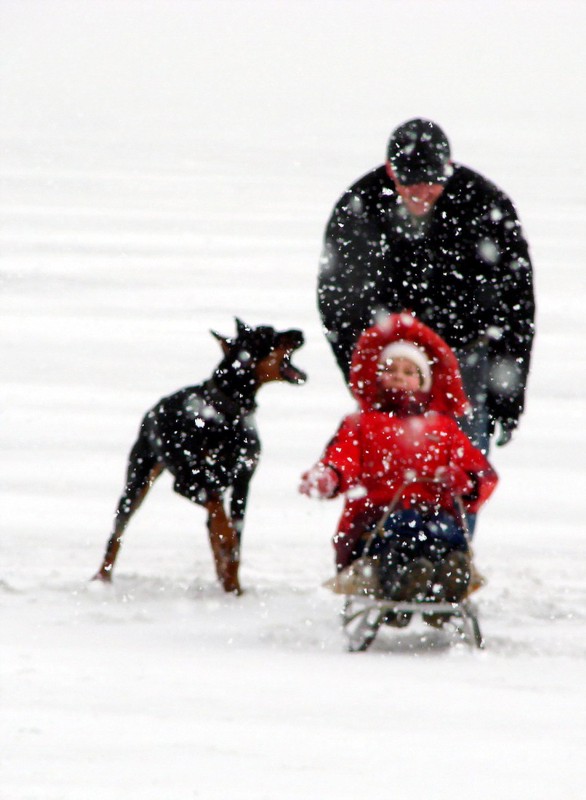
[
  {"xmin": 210, "ymin": 330, "xmax": 232, "ymax": 356},
  {"xmin": 235, "ymin": 318, "xmax": 252, "ymax": 339}
]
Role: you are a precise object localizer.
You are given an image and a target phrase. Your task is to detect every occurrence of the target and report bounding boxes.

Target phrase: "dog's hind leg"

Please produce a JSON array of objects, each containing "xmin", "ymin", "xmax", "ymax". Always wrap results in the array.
[
  {"xmin": 93, "ymin": 433, "xmax": 164, "ymax": 582},
  {"xmin": 204, "ymin": 497, "xmax": 242, "ymax": 595}
]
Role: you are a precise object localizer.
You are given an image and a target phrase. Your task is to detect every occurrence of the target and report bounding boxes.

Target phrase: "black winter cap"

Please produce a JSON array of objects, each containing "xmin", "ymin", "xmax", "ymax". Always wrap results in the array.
[{"xmin": 387, "ymin": 118, "xmax": 451, "ymax": 185}]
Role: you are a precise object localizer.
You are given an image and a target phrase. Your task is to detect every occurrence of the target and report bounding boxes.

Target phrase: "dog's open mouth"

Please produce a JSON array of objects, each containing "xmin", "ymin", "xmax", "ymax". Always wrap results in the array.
[
  {"xmin": 280, "ymin": 350, "xmax": 307, "ymax": 384},
  {"xmin": 278, "ymin": 330, "xmax": 307, "ymax": 385}
]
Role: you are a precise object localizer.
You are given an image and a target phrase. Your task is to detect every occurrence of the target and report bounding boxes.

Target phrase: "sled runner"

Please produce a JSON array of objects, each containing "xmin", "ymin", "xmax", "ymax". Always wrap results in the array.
[
  {"xmin": 332, "ymin": 482, "xmax": 485, "ymax": 652},
  {"xmin": 341, "ymin": 595, "xmax": 484, "ymax": 652}
]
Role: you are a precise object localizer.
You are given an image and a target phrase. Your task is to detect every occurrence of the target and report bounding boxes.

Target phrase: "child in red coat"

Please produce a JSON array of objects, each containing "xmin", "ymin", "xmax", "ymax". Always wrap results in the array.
[{"xmin": 300, "ymin": 313, "xmax": 498, "ymax": 603}]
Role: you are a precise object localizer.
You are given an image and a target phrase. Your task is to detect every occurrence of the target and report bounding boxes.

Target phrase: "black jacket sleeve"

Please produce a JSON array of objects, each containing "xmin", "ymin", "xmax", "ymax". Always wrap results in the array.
[
  {"xmin": 480, "ymin": 191, "xmax": 535, "ymax": 429},
  {"xmin": 318, "ymin": 174, "xmax": 391, "ymax": 378}
]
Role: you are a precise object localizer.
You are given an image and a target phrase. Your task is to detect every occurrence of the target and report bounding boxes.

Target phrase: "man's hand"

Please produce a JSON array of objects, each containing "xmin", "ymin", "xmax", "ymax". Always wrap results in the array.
[
  {"xmin": 494, "ymin": 420, "xmax": 514, "ymax": 447},
  {"xmin": 299, "ymin": 464, "xmax": 339, "ymax": 499}
]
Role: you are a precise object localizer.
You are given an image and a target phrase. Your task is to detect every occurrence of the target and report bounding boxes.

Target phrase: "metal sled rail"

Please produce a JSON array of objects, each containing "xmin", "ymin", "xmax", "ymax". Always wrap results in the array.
[{"xmin": 342, "ymin": 596, "xmax": 484, "ymax": 652}]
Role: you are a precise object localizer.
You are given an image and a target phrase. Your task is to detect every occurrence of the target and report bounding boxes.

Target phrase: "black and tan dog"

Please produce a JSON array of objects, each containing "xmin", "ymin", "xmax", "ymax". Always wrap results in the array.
[{"xmin": 94, "ymin": 319, "xmax": 306, "ymax": 593}]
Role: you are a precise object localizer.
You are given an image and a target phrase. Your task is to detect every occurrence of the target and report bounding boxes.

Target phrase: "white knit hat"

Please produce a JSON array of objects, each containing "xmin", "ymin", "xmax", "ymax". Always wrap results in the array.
[{"xmin": 378, "ymin": 341, "xmax": 432, "ymax": 392}]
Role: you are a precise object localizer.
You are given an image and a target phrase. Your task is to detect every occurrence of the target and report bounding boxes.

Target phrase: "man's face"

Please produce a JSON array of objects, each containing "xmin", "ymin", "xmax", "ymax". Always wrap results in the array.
[{"xmin": 386, "ymin": 163, "xmax": 445, "ymax": 217}]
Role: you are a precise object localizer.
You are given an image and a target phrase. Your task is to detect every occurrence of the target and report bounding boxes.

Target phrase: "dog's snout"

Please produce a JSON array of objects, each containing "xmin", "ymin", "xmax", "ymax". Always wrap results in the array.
[{"xmin": 280, "ymin": 329, "xmax": 304, "ymax": 348}]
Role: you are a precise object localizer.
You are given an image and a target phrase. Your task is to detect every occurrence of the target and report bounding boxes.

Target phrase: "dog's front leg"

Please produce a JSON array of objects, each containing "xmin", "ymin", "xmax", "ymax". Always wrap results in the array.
[
  {"xmin": 230, "ymin": 472, "xmax": 252, "ymax": 545},
  {"xmin": 205, "ymin": 497, "xmax": 242, "ymax": 595}
]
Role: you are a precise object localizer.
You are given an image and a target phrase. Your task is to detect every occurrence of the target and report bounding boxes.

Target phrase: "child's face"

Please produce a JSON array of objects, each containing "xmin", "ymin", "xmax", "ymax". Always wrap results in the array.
[{"xmin": 377, "ymin": 357, "xmax": 422, "ymax": 392}]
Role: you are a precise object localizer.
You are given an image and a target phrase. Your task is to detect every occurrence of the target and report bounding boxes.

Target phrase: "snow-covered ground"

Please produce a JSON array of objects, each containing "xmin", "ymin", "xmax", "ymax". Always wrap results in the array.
[{"xmin": 1, "ymin": 2, "xmax": 585, "ymax": 798}]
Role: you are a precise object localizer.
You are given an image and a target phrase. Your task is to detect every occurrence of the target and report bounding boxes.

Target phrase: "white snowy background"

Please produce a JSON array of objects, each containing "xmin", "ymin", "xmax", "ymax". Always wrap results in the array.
[{"xmin": 1, "ymin": 1, "xmax": 585, "ymax": 798}]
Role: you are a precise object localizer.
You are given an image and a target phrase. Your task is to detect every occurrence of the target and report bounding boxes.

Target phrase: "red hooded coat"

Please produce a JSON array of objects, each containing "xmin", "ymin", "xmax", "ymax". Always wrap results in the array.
[{"xmin": 316, "ymin": 313, "xmax": 498, "ymax": 569}]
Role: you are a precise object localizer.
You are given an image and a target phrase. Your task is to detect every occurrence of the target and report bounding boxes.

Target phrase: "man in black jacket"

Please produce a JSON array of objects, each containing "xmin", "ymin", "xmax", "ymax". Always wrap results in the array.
[{"xmin": 319, "ymin": 117, "xmax": 535, "ymax": 455}]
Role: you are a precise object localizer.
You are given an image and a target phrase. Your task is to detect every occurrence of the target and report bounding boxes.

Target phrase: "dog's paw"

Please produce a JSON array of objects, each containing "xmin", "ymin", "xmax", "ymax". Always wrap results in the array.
[
  {"xmin": 221, "ymin": 581, "xmax": 243, "ymax": 596},
  {"xmin": 90, "ymin": 570, "xmax": 113, "ymax": 584}
]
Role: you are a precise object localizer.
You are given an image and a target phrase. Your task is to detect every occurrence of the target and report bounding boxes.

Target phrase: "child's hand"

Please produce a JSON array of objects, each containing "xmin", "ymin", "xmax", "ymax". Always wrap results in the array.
[
  {"xmin": 435, "ymin": 465, "xmax": 475, "ymax": 496},
  {"xmin": 299, "ymin": 464, "xmax": 339, "ymax": 499}
]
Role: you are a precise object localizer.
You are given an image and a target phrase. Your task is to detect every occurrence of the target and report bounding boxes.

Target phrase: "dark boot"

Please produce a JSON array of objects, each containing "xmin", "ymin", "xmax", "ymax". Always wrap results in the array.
[
  {"xmin": 382, "ymin": 610, "xmax": 412, "ymax": 628},
  {"xmin": 395, "ymin": 557, "xmax": 435, "ymax": 601},
  {"xmin": 434, "ymin": 551, "xmax": 471, "ymax": 601},
  {"xmin": 424, "ymin": 552, "xmax": 471, "ymax": 628},
  {"xmin": 379, "ymin": 557, "xmax": 433, "ymax": 628}
]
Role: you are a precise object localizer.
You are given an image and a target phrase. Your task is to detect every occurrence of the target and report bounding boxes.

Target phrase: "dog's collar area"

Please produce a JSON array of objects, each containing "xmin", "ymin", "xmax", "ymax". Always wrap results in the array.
[{"xmin": 204, "ymin": 378, "xmax": 257, "ymax": 415}]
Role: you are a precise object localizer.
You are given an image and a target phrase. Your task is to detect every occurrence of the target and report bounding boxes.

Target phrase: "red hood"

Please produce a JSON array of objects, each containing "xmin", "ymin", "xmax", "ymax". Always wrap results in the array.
[{"xmin": 349, "ymin": 312, "xmax": 470, "ymax": 416}]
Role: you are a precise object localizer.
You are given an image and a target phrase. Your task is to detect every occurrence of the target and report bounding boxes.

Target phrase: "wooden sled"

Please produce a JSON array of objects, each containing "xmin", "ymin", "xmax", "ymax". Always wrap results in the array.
[
  {"xmin": 341, "ymin": 595, "xmax": 484, "ymax": 652},
  {"xmin": 332, "ymin": 483, "xmax": 485, "ymax": 652}
]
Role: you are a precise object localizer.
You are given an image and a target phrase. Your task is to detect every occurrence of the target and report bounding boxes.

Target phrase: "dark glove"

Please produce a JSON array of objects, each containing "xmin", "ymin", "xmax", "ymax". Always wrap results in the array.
[
  {"xmin": 487, "ymin": 391, "xmax": 521, "ymax": 447},
  {"xmin": 494, "ymin": 420, "xmax": 514, "ymax": 447}
]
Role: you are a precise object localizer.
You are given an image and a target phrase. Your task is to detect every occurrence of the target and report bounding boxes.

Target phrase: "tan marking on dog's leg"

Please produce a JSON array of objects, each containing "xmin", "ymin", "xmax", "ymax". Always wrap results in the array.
[{"xmin": 205, "ymin": 498, "xmax": 242, "ymax": 595}]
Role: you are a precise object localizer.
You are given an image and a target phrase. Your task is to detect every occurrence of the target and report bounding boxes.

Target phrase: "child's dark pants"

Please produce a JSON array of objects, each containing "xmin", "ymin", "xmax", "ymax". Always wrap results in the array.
[{"xmin": 369, "ymin": 508, "xmax": 469, "ymax": 601}]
